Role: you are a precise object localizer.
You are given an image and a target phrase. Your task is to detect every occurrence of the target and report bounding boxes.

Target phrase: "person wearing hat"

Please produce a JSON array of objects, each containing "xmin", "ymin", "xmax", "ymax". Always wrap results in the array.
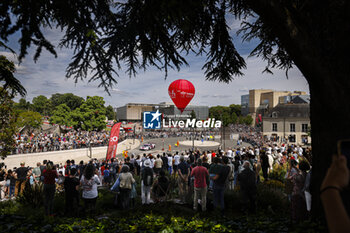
[
  {"xmin": 141, "ymin": 160, "xmax": 154, "ymax": 204},
  {"xmin": 15, "ymin": 162, "xmax": 28, "ymax": 196}
]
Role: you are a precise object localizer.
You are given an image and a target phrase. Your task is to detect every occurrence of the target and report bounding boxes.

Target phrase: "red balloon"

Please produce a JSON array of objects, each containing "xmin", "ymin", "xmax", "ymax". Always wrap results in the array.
[{"xmin": 168, "ymin": 79, "xmax": 195, "ymax": 113}]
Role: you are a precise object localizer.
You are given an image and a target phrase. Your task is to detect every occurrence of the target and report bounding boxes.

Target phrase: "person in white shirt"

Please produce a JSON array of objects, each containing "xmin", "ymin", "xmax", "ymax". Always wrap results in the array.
[
  {"xmin": 167, "ymin": 154, "xmax": 173, "ymax": 175},
  {"xmin": 254, "ymin": 147, "xmax": 260, "ymax": 156},
  {"xmin": 80, "ymin": 164, "xmax": 101, "ymax": 215},
  {"xmin": 226, "ymin": 148, "xmax": 233, "ymax": 158},
  {"xmin": 174, "ymin": 152, "xmax": 180, "ymax": 173},
  {"xmin": 298, "ymin": 146, "xmax": 303, "ymax": 156}
]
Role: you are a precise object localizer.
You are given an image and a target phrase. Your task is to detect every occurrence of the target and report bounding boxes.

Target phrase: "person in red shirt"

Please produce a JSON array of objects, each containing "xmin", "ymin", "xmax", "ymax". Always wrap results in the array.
[
  {"xmin": 42, "ymin": 162, "xmax": 58, "ymax": 216},
  {"xmin": 191, "ymin": 158, "xmax": 209, "ymax": 211}
]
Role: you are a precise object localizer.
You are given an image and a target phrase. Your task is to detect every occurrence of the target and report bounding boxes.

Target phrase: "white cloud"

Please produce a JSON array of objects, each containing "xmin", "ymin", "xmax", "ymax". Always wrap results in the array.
[{"xmin": 7, "ymin": 26, "xmax": 308, "ymax": 108}]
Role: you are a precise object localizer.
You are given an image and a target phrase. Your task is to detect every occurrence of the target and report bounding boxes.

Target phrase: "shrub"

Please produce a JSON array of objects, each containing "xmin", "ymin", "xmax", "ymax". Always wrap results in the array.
[
  {"xmin": 264, "ymin": 180, "xmax": 285, "ymax": 191},
  {"xmin": 257, "ymin": 183, "xmax": 289, "ymax": 214},
  {"xmin": 268, "ymin": 163, "xmax": 287, "ymax": 182},
  {"xmin": 17, "ymin": 183, "xmax": 44, "ymax": 208},
  {"xmin": 0, "ymin": 200, "xmax": 20, "ymax": 215}
]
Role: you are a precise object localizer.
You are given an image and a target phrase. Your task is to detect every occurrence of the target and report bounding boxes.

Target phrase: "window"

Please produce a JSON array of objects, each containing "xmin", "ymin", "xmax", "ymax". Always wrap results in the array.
[
  {"xmin": 289, "ymin": 134, "xmax": 296, "ymax": 143},
  {"xmin": 302, "ymin": 124, "xmax": 308, "ymax": 132},
  {"xmin": 290, "ymin": 123, "xmax": 295, "ymax": 132},
  {"xmin": 272, "ymin": 123, "xmax": 277, "ymax": 132}
]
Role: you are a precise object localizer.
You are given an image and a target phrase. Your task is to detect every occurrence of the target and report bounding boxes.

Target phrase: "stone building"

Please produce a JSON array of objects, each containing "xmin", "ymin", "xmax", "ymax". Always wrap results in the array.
[
  {"xmin": 116, "ymin": 102, "xmax": 209, "ymax": 122},
  {"xmin": 262, "ymin": 103, "xmax": 311, "ymax": 145},
  {"xmin": 240, "ymin": 89, "xmax": 308, "ymax": 126}
]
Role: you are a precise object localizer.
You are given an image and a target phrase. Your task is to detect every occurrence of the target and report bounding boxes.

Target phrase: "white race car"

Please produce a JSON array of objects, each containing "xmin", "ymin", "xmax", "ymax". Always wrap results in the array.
[{"xmin": 140, "ymin": 143, "xmax": 156, "ymax": 151}]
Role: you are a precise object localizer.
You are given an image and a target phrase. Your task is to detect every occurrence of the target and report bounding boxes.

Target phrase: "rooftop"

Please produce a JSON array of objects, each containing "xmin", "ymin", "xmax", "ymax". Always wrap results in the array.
[{"xmin": 267, "ymin": 103, "xmax": 310, "ymax": 118}]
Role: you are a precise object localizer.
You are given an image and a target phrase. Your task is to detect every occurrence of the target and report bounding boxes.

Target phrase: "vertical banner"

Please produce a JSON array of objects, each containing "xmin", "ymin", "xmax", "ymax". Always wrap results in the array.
[
  {"xmin": 258, "ymin": 114, "xmax": 262, "ymax": 122},
  {"xmin": 106, "ymin": 122, "xmax": 122, "ymax": 160}
]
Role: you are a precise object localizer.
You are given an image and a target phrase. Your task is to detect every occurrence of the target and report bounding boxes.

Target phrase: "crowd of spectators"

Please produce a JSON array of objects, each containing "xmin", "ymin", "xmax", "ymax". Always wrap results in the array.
[
  {"xmin": 12, "ymin": 128, "xmax": 221, "ymax": 155},
  {"xmin": 13, "ymin": 131, "xmax": 110, "ymax": 154},
  {"xmin": 0, "ymin": 142, "xmax": 312, "ymax": 221}
]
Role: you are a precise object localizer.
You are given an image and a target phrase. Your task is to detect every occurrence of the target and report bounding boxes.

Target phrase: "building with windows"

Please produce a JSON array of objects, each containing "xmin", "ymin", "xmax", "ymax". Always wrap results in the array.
[
  {"xmin": 241, "ymin": 94, "xmax": 249, "ymax": 116},
  {"xmin": 158, "ymin": 102, "xmax": 209, "ymax": 120},
  {"xmin": 240, "ymin": 89, "xmax": 308, "ymax": 126},
  {"xmin": 116, "ymin": 103, "xmax": 157, "ymax": 121},
  {"xmin": 116, "ymin": 102, "xmax": 209, "ymax": 121},
  {"xmin": 262, "ymin": 103, "xmax": 311, "ymax": 144}
]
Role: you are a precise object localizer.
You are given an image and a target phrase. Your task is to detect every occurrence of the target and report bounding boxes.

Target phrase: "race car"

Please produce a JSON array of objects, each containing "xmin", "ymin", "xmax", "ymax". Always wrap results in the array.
[{"xmin": 139, "ymin": 143, "xmax": 156, "ymax": 151}]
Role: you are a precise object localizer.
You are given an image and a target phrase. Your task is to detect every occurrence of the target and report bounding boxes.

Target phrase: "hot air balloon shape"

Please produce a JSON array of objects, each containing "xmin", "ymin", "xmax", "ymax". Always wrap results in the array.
[{"xmin": 168, "ymin": 79, "xmax": 195, "ymax": 113}]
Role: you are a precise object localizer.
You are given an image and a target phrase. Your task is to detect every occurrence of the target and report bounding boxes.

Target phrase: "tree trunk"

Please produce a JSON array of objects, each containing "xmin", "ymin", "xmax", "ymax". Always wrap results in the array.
[
  {"xmin": 246, "ymin": 0, "xmax": 350, "ymax": 218},
  {"xmin": 308, "ymin": 72, "xmax": 350, "ymax": 216}
]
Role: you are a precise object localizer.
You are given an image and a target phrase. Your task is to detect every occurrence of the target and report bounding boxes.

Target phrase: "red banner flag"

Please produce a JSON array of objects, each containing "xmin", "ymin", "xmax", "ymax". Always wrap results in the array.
[
  {"xmin": 258, "ymin": 114, "xmax": 262, "ymax": 122},
  {"xmin": 106, "ymin": 122, "xmax": 122, "ymax": 160}
]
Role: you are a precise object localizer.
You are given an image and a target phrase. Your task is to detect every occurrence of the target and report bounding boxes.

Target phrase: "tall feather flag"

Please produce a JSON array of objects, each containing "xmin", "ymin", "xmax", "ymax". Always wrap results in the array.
[{"xmin": 106, "ymin": 122, "xmax": 122, "ymax": 160}]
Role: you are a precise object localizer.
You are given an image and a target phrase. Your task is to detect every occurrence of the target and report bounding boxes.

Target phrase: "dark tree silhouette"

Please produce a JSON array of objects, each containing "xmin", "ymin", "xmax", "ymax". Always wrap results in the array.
[{"xmin": 1, "ymin": 0, "xmax": 350, "ymax": 216}]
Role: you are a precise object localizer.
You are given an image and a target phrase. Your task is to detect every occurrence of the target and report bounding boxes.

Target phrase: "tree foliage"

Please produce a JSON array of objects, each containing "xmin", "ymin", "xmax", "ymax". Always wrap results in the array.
[
  {"xmin": 16, "ymin": 111, "xmax": 42, "ymax": 133},
  {"xmin": 105, "ymin": 105, "xmax": 115, "ymax": 121},
  {"xmin": 239, "ymin": 114, "xmax": 253, "ymax": 125},
  {"xmin": 50, "ymin": 104, "xmax": 72, "ymax": 127},
  {"xmin": 32, "ymin": 95, "xmax": 51, "ymax": 116},
  {"xmin": 0, "ymin": 88, "xmax": 17, "ymax": 159},
  {"xmin": 0, "ymin": 0, "xmax": 251, "ymax": 93},
  {"xmin": 0, "ymin": 55, "xmax": 26, "ymax": 97},
  {"xmin": 50, "ymin": 93, "xmax": 84, "ymax": 111},
  {"xmin": 70, "ymin": 96, "xmax": 107, "ymax": 131},
  {"xmin": 14, "ymin": 98, "xmax": 31, "ymax": 112},
  {"xmin": 209, "ymin": 104, "xmax": 252, "ymax": 126}
]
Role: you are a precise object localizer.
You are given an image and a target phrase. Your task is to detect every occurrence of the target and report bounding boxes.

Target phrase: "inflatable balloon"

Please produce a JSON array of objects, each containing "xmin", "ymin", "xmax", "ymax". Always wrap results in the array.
[{"xmin": 168, "ymin": 79, "xmax": 195, "ymax": 113}]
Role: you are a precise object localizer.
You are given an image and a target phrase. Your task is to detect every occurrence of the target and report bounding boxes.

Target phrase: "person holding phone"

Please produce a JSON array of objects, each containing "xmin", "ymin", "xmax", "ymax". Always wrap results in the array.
[{"xmin": 321, "ymin": 153, "xmax": 350, "ymax": 233}]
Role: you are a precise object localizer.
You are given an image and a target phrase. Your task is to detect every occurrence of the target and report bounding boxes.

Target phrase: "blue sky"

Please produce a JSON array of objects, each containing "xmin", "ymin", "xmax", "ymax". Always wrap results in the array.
[{"xmin": 1, "ymin": 16, "xmax": 309, "ymax": 108}]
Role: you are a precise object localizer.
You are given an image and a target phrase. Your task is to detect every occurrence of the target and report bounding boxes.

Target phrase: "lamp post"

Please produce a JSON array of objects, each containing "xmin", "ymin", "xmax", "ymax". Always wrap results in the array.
[
  {"xmin": 218, "ymin": 110, "xmax": 223, "ymax": 150},
  {"xmin": 133, "ymin": 124, "xmax": 136, "ymax": 144}
]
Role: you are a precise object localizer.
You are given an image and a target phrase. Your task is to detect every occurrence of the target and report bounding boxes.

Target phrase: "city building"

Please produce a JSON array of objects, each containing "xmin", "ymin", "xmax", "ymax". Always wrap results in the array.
[
  {"xmin": 116, "ymin": 102, "xmax": 209, "ymax": 121},
  {"xmin": 157, "ymin": 102, "xmax": 209, "ymax": 120},
  {"xmin": 241, "ymin": 94, "xmax": 249, "ymax": 116},
  {"xmin": 116, "ymin": 103, "xmax": 156, "ymax": 121},
  {"xmin": 262, "ymin": 103, "xmax": 311, "ymax": 145},
  {"xmin": 240, "ymin": 89, "xmax": 308, "ymax": 125}
]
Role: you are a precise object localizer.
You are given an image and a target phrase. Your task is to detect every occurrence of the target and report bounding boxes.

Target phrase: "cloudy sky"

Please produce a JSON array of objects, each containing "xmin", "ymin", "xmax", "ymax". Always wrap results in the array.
[{"xmin": 1, "ymin": 16, "xmax": 309, "ymax": 108}]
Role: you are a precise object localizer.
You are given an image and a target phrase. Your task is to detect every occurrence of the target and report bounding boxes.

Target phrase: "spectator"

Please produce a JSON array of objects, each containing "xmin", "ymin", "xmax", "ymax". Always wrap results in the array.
[
  {"xmin": 33, "ymin": 162, "xmax": 41, "ymax": 183},
  {"xmin": 177, "ymin": 156, "xmax": 190, "ymax": 203},
  {"xmin": 290, "ymin": 160, "xmax": 310, "ymax": 222},
  {"xmin": 42, "ymin": 162, "xmax": 58, "ymax": 216},
  {"xmin": 174, "ymin": 152, "xmax": 180, "ymax": 173},
  {"xmin": 80, "ymin": 164, "xmax": 101, "ymax": 215},
  {"xmin": 15, "ymin": 162, "xmax": 28, "ymax": 196},
  {"xmin": 152, "ymin": 170, "xmax": 169, "ymax": 202},
  {"xmin": 64, "ymin": 168, "xmax": 80, "ymax": 216},
  {"xmin": 211, "ymin": 156, "xmax": 230, "ymax": 213},
  {"xmin": 6, "ymin": 170, "xmax": 16, "ymax": 198},
  {"xmin": 191, "ymin": 158, "xmax": 209, "ymax": 211},
  {"xmin": 141, "ymin": 160, "xmax": 153, "ymax": 205},
  {"xmin": 238, "ymin": 161, "xmax": 257, "ymax": 214},
  {"xmin": 167, "ymin": 154, "xmax": 173, "ymax": 175},
  {"xmin": 154, "ymin": 154, "xmax": 163, "ymax": 175},
  {"xmin": 118, "ymin": 165, "xmax": 135, "ymax": 210},
  {"xmin": 260, "ymin": 152, "xmax": 269, "ymax": 181}
]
